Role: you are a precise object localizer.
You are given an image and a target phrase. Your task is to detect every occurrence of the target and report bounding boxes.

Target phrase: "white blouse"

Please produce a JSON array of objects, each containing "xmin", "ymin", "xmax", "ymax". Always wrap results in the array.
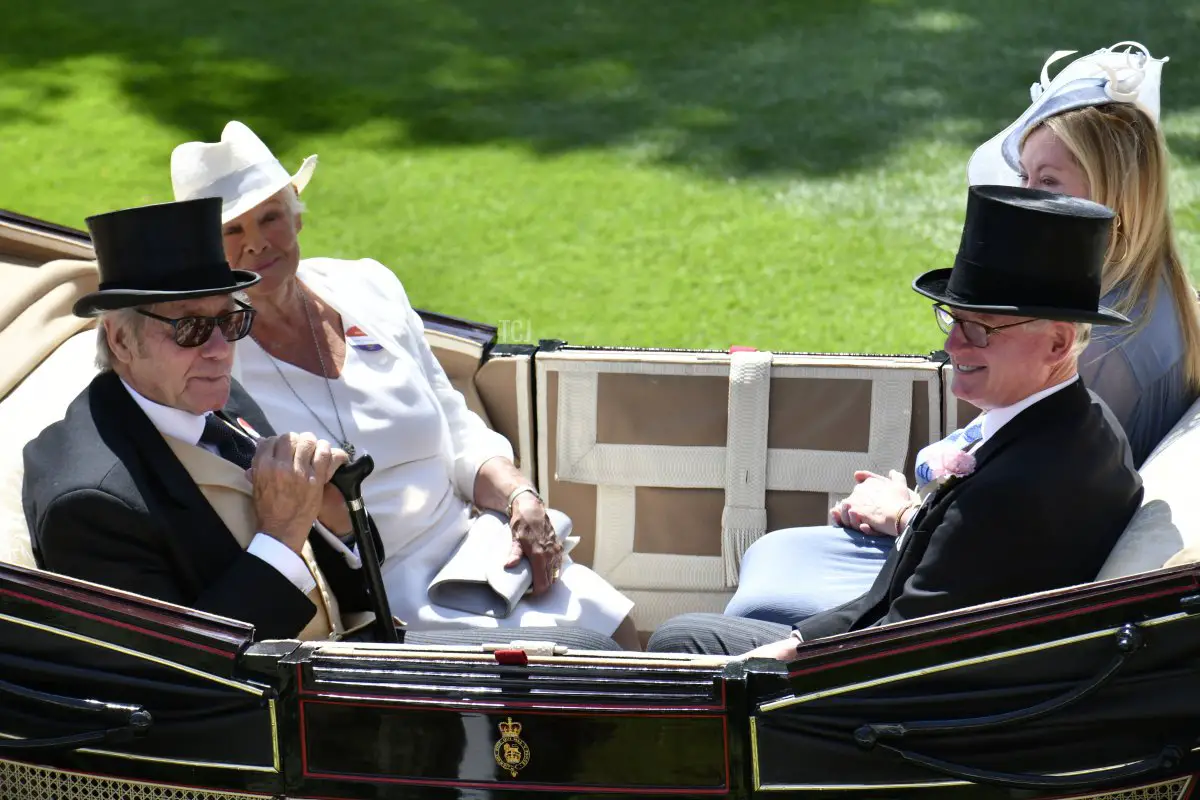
[
  {"xmin": 239, "ymin": 323, "xmax": 465, "ymax": 559},
  {"xmin": 234, "ymin": 258, "xmax": 632, "ymax": 635}
]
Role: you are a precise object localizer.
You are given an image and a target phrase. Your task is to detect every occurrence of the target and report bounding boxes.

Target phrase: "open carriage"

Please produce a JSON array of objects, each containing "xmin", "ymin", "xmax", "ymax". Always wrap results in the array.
[{"xmin": 1, "ymin": 208, "xmax": 1199, "ymax": 800}]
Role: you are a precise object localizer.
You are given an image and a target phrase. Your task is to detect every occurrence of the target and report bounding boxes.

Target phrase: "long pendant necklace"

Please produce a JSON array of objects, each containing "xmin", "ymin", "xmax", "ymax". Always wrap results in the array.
[{"xmin": 256, "ymin": 286, "xmax": 357, "ymax": 459}]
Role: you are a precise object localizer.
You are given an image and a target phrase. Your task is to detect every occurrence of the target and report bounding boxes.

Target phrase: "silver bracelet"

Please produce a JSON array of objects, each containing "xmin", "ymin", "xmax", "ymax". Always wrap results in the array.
[{"xmin": 505, "ymin": 485, "xmax": 542, "ymax": 517}]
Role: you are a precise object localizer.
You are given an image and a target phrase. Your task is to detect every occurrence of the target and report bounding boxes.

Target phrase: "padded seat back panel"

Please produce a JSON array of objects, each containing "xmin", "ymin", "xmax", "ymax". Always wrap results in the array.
[
  {"xmin": 539, "ymin": 350, "xmax": 943, "ymax": 634},
  {"xmin": 1097, "ymin": 394, "xmax": 1200, "ymax": 579},
  {"xmin": 0, "ymin": 259, "xmax": 98, "ymax": 402},
  {"xmin": 0, "ymin": 331, "xmax": 100, "ymax": 567},
  {"xmin": 0, "ymin": 259, "xmax": 102, "ymax": 567}
]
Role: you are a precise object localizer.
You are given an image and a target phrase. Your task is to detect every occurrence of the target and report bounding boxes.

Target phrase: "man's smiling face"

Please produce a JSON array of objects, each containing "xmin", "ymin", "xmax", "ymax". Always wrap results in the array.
[{"xmin": 943, "ymin": 308, "xmax": 1073, "ymax": 410}]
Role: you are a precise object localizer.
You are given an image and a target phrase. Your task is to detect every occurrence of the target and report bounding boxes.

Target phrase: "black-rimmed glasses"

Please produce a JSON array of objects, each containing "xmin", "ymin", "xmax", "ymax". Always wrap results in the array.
[
  {"xmin": 933, "ymin": 304, "xmax": 1037, "ymax": 348},
  {"xmin": 137, "ymin": 299, "xmax": 256, "ymax": 348}
]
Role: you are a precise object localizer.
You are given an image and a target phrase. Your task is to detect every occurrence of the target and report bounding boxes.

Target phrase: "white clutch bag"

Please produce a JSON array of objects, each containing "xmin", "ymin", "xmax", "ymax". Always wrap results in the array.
[{"xmin": 427, "ymin": 509, "xmax": 577, "ymax": 618}]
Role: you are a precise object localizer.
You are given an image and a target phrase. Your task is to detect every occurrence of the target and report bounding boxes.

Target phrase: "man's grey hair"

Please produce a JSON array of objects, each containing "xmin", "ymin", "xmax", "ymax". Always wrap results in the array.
[
  {"xmin": 94, "ymin": 309, "xmax": 144, "ymax": 371},
  {"xmin": 93, "ymin": 290, "xmax": 252, "ymax": 371},
  {"xmin": 1029, "ymin": 319, "xmax": 1092, "ymax": 360}
]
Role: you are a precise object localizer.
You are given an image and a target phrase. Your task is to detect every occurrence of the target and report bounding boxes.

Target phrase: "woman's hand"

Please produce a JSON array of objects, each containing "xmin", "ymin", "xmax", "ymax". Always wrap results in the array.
[
  {"xmin": 505, "ymin": 493, "xmax": 564, "ymax": 596},
  {"xmin": 474, "ymin": 456, "xmax": 565, "ymax": 595}
]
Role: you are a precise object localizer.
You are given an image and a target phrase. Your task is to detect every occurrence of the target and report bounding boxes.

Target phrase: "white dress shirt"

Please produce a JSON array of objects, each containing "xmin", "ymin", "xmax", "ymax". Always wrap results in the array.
[
  {"xmin": 896, "ymin": 373, "xmax": 1082, "ymax": 547},
  {"xmin": 120, "ymin": 379, "xmax": 316, "ymax": 595},
  {"xmin": 975, "ymin": 373, "xmax": 1080, "ymax": 447}
]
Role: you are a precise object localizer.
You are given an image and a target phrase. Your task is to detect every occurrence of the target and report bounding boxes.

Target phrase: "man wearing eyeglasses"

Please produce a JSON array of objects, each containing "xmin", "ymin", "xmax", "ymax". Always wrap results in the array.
[
  {"xmin": 648, "ymin": 185, "xmax": 1144, "ymax": 658},
  {"xmin": 20, "ymin": 199, "xmax": 625, "ymax": 650}
]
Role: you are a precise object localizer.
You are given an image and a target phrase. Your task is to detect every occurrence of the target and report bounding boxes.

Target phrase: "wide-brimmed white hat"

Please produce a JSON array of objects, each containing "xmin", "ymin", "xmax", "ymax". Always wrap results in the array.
[
  {"xmin": 967, "ymin": 41, "xmax": 1168, "ymax": 186},
  {"xmin": 171, "ymin": 121, "xmax": 318, "ymax": 224}
]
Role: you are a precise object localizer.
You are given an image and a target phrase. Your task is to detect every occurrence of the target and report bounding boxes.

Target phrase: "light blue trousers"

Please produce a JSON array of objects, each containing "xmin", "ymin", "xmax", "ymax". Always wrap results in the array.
[{"xmin": 724, "ymin": 525, "xmax": 894, "ymax": 624}]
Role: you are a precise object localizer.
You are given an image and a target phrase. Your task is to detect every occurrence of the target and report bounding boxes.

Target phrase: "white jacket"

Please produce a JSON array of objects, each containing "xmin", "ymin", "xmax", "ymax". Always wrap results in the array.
[{"xmin": 235, "ymin": 256, "xmax": 513, "ymax": 499}]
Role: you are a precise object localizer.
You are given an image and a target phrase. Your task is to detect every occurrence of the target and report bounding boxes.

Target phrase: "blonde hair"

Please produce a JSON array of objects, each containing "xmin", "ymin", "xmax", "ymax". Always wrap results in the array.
[{"xmin": 1027, "ymin": 103, "xmax": 1200, "ymax": 390}]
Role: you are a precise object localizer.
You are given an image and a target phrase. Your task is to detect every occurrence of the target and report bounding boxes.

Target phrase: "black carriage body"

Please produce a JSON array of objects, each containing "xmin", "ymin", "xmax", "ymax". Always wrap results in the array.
[{"xmin": 3, "ymin": 560, "xmax": 1200, "ymax": 800}]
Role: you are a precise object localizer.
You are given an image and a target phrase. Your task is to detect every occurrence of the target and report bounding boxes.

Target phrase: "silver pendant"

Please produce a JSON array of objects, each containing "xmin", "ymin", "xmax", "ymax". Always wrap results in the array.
[{"xmin": 342, "ymin": 441, "xmax": 357, "ymax": 460}]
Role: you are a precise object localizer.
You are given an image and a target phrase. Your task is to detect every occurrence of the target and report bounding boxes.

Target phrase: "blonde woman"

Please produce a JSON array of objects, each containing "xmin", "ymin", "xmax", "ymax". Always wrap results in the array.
[
  {"xmin": 723, "ymin": 41, "xmax": 1199, "ymax": 628},
  {"xmin": 973, "ymin": 41, "xmax": 1200, "ymax": 467}
]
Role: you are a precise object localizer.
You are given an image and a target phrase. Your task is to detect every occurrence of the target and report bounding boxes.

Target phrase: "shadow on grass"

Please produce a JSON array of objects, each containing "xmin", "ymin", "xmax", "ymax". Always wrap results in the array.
[{"xmin": 5, "ymin": 0, "xmax": 1200, "ymax": 177}]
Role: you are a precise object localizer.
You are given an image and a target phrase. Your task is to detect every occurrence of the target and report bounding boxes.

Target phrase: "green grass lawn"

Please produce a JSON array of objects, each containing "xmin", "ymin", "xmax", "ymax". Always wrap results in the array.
[{"xmin": 5, "ymin": 1, "xmax": 1200, "ymax": 353}]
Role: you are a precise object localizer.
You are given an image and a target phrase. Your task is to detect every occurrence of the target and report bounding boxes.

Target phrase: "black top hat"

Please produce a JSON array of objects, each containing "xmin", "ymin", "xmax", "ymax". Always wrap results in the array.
[
  {"xmin": 912, "ymin": 185, "xmax": 1129, "ymax": 325},
  {"xmin": 73, "ymin": 197, "xmax": 260, "ymax": 317}
]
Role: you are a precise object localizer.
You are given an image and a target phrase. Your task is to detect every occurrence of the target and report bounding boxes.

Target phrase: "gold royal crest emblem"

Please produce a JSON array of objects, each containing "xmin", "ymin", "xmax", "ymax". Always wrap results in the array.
[{"xmin": 493, "ymin": 717, "xmax": 531, "ymax": 777}]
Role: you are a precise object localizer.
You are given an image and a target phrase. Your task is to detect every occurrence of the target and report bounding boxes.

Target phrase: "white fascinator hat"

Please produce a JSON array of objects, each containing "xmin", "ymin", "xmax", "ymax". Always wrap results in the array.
[
  {"xmin": 967, "ymin": 41, "xmax": 1168, "ymax": 186},
  {"xmin": 171, "ymin": 121, "xmax": 318, "ymax": 224}
]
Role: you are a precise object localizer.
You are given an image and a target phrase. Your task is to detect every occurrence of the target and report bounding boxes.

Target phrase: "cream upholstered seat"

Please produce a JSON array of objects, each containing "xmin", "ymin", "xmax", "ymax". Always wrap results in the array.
[
  {"xmin": 1096, "ymin": 394, "xmax": 1200, "ymax": 579},
  {"xmin": 0, "ymin": 258, "xmax": 100, "ymax": 568},
  {"xmin": 0, "ymin": 332, "xmax": 100, "ymax": 567}
]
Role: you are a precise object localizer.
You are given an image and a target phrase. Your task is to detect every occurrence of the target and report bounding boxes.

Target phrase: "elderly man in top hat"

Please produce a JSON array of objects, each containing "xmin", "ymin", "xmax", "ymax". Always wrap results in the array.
[
  {"xmin": 21, "ymin": 197, "xmax": 621, "ymax": 650},
  {"xmin": 648, "ymin": 185, "xmax": 1145, "ymax": 657}
]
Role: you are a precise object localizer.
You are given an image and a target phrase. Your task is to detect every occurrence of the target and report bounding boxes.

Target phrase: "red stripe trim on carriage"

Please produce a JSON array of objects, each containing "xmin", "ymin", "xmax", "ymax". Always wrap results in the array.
[
  {"xmin": 297, "ymin": 773, "xmax": 729, "ymax": 795},
  {"xmin": 787, "ymin": 585, "xmax": 1186, "ymax": 679},
  {"xmin": 298, "ymin": 690, "xmax": 311, "ymax": 781},
  {"xmin": 0, "ymin": 587, "xmax": 236, "ymax": 659},
  {"xmin": 298, "ymin": 699, "xmax": 730, "ymax": 794},
  {"xmin": 0, "ymin": 565, "xmax": 255, "ymax": 636}
]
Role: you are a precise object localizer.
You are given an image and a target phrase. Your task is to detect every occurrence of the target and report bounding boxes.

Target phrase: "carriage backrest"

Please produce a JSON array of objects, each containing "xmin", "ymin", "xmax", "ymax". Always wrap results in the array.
[
  {"xmin": 1096, "ymin": 393, "xmax": 1200, "ymax": 579},
  {"xmin": 0, "ymin": 259, "xmax": 101, "ymax": 567}
]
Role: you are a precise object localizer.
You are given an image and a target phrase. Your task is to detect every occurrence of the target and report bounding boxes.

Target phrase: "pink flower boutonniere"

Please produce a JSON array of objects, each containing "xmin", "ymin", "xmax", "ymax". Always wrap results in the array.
[{"xmin": 928, "ymin": 450, "xmax": 977, "ymax": 482}]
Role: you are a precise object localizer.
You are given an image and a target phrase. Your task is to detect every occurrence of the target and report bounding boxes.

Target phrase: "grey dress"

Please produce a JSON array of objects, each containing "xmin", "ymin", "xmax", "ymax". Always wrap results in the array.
[{"xmin": 1082, "ymin": 277, "xmax": 1197, "ymax": 468}]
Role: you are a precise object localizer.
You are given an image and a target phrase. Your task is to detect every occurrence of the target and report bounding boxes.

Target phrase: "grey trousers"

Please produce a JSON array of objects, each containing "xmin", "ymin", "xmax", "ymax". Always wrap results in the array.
[{"xmin": 646, "ymin": 613, "xmax": 792, "ymax": 656}]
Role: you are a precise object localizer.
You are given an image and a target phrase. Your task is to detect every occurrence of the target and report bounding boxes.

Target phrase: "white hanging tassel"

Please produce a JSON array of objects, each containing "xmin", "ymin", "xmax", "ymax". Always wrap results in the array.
[
  {"xmin": 721, "ymin": 351, "xmax": 772, "ymax": 587},
  {"xmin": 722, "ymin": 504, "xmax": 768, "ymax": 586}
]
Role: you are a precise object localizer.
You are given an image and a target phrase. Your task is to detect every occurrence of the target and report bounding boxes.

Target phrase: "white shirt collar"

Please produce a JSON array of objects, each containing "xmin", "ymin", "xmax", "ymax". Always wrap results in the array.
[
  {"xmin": 120, "ymin": 378, "xmax": 208, "ymax": 446},
  {"xmin": 977, "ymin": 373, "xmax": 1079, "ymax": 445}
]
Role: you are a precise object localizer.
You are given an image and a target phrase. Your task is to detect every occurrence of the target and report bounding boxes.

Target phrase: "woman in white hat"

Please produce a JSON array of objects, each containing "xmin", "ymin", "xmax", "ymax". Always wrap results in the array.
[
  {"xmin": 171, "ymin": 122, "xmax": 637, "ymax": 648},
  {"xmin": 724, "ymin": 41, "xmax": 1200, "ymax": 629}
]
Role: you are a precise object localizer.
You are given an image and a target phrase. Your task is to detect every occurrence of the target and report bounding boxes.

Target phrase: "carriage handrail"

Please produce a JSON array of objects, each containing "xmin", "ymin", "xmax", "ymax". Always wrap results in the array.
[
  {"xmin": 0, "ymin": 676, "xmax": 152, "ymax": 753},
  {"xmin": 878, "ymin": 742, "xmax": 1181, "ymax": 792},
  {"xmin": 854, "ymin": 624, "xmax": 1143, "ymax": 743},
  {"xmin": 851, "ymin": 624, "xmax": 1187, "ymax": 791}
]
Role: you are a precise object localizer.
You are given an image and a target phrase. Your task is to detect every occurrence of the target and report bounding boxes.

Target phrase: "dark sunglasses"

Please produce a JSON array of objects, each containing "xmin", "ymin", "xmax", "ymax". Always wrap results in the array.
[
  {"xmin": 137, "ymin": 299, "xmax": 256, "ymax": 348},
  {"xmin": 933, "ymin": 304, "xmax": 1037, "ymax": 348}
]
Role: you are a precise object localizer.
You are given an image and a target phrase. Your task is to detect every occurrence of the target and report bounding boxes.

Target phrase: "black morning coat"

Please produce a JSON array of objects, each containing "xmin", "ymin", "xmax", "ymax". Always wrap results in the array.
[
  {"xmin": 796, "ymin": 380, "xmax": 1144, "ymax": 641},
  {"xmin": 22, "ymin": 370, "xmax": 379, "ymax": 640}
]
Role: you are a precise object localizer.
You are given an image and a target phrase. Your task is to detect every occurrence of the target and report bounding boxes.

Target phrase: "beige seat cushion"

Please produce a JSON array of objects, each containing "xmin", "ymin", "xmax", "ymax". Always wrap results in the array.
[
  {"xmin": 0, "ymin": 331, "xmax": 100, "ymax": 567},
  {"xmin": 1096, "ymin": 394, "xmax": 1200, "ymax": 580},
  {"xmin": 0, "ymin": 259, "xmax": 98, "ymax": 401}
]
